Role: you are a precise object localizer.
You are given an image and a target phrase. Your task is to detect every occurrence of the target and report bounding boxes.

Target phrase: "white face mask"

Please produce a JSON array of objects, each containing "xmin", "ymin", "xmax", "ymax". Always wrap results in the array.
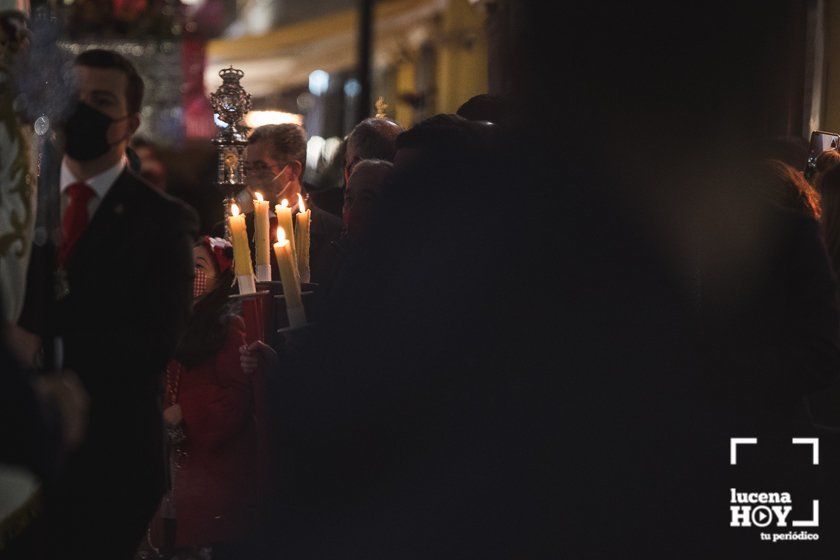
[
  {"xmin": 249, "ymin": 164, "xmax": 289, "ymax": 199},
  {"xmin": 273, "ymin": 165, "xmax": 294, "ymax": 200}
]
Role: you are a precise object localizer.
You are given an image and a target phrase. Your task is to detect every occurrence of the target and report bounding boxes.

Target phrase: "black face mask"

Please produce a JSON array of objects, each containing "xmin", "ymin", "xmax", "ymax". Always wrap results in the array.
[{"xmin": 63, "ymin": 101, "xmax": 128, "ymax": 162}]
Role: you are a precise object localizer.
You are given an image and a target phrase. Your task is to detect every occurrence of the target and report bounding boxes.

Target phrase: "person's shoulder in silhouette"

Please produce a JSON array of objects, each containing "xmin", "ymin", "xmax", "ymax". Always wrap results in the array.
[{"xmin": 456, "ymin": 93, "xmax": 511, "ymax": 126}]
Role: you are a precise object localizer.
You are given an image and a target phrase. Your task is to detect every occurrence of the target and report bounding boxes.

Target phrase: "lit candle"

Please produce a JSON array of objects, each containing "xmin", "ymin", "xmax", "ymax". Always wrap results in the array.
[
  {"xmin": 273, "ymin": 226, "xmax": 306, "ymax": 328},
  {"xmin": 229, "ymin": 203, "xmax": 255, "ymax": 294},
  {"xmin": 295, "ymin": 193, "xmax": 311, "ymax": 284},
  {"xmin": 274, "ymin": 198, "xmax": 298, "ymax": 270},
  {"xmin": 253, "ymin": 192, "xmax": 271, "ymax": 281}
]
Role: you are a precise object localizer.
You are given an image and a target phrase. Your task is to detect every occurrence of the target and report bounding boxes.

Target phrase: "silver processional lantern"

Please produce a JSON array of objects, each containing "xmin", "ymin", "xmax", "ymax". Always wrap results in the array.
[{"xmin": 210, "ymin": 66, "xmax": 251, "ymax": 239}]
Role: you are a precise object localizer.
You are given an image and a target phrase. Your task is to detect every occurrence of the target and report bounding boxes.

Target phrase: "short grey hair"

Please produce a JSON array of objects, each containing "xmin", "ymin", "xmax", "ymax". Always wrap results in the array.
[
  {"xmin": 345, "ymin": 118, "xmax": 403, "ymax": 163},
  {"xmin": 248, "ymin": 124, "xmax": 307, "ymax": 167}
]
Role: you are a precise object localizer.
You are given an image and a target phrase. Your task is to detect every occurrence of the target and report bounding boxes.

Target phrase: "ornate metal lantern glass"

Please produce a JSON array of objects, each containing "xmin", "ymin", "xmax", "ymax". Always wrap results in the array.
[{"xmin": 210, "ymin": 67, "xmax": 252, "ymax": 237}]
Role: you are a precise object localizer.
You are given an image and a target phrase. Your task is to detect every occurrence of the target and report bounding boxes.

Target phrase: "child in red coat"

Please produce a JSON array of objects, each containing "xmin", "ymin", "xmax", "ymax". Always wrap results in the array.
[{"xmin": 148, "ymin": 237, "xmax": 258, "ymax": 559}]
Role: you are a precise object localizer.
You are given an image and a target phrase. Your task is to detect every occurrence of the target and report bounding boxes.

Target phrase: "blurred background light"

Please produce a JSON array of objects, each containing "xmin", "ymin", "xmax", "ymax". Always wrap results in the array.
[
  {"xmin": 343, "ymin": 78, "xmax": 361, "ymax": 98},
  {"xmin": 245, "ymin": 110, "xmax": 304, "ymax": 128},
  {"xmin": 308, "ymin": 69, "xmax": 330, "ymax": 96},
  {"xmin": 306, "ymin": 135, "xmax": 325, "ymax": 170}
]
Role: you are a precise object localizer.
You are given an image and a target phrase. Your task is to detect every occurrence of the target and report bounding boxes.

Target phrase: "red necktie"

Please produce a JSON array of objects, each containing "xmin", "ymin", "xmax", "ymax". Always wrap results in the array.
[{"xmin": 59, "ymin": 182, "xmax": 95, "ymax": 266}]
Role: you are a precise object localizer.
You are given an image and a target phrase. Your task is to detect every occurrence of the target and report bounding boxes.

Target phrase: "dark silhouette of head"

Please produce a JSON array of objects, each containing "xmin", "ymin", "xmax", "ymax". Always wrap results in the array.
[
  {"xmin": 343, "ymin": 159, "xmax": 393, "ymax": 241},
  {"xmin": 344, "ymin": 118, "xmax": 403, "ymax": 184},
  {"xmin": 750, "ymin": 159, "xmax": 821, "ymax": 219},
  {"xmin": 456, "ymin": 94, "xmax": 509, "ymax": 126}
]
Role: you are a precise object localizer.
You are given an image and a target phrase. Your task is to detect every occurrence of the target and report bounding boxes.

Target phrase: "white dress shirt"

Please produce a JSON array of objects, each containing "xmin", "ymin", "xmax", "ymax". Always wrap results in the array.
[{"xmin": 59, "ymin": 156, "xmax": 127, "ymax": 221}]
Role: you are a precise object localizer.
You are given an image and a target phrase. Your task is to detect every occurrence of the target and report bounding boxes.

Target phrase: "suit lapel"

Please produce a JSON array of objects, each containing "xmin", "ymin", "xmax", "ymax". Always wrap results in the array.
[{"xmin": 66, "ymin": 170, "xmax": 132, "ymax": 275}]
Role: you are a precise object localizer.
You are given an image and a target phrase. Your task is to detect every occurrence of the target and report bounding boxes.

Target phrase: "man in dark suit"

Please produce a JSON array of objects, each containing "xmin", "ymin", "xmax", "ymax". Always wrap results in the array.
[
  {"xmin": 212, "ymin": 123, "xmax": 342, "ymax": 285},
  {"xmin": 18, "ymin": 49, "xmax": 197, "ymax": 559}
]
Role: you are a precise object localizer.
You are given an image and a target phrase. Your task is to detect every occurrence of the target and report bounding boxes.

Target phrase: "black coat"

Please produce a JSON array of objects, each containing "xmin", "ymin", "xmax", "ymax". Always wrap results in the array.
[
  {"xmin": 22, "ymin": 168, "xmax": 197, "ymax": 559},
  {"xmin": 696, "ymin": 200, "xmax": 840, "ymax": 428}
]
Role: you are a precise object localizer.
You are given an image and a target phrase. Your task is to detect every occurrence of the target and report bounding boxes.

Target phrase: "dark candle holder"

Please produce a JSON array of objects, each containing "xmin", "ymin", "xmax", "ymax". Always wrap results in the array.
[{"xmin": 256, "ymin": 281, "xmax": 318, "ymax": 348}]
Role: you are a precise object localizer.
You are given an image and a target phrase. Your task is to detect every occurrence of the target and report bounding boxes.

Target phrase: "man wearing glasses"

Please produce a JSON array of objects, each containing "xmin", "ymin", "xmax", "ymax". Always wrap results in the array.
[{"xmin": 213, "ymin": 123, "xmax": 342, "ymax": 285}]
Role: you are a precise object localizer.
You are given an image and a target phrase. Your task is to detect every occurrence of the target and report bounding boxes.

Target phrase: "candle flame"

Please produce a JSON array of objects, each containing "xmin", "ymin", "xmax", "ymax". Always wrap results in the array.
[
  {"xmin": 298, "ymin": 193, "xmax": 307, "ymax": 212},
  {"xmin": 276, "ymin": 226, "xmax": 288, "ymax": 245},
  {"xmin": 281, "ymin": 198, "xmax": 289, "ymax": 208},
  {"xmin": 231, "ymin": 203, "xmax": 240, "ymax": 217},
  {"xmin": 255, "ymin": 192, "xmax": 264, "ymax": 202}
]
